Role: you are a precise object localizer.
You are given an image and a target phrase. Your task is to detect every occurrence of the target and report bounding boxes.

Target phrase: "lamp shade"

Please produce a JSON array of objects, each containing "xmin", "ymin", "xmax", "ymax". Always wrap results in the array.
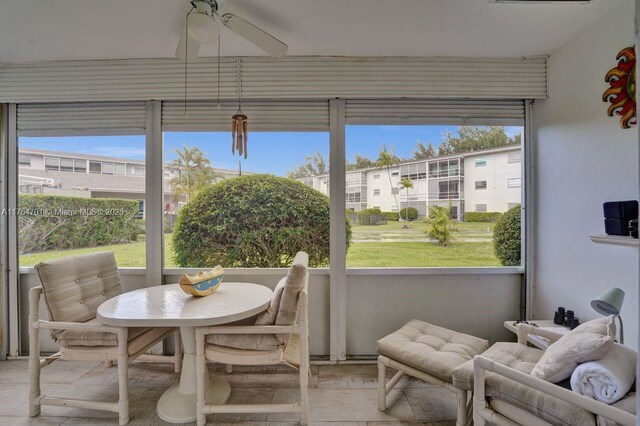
[{"xmin": 591, "ymin": 287, "xmax": 625, "ymax": 316}]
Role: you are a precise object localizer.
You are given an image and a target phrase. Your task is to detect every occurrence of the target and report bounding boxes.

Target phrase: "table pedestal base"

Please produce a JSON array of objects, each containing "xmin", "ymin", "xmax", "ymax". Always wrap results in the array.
[{"xmin": 156, "ymin": 374, "xmax": 230, "ymax": 423}]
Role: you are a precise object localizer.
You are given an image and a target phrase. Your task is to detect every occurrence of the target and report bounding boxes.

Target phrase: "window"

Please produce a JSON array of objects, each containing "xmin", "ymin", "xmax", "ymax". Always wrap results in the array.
[
  {"xmin": 508, "ymin": 178, "xmax": 521, "ymax": 188},
  {"xmin": 59, "ymin": 157, "xmax": 74, "ymax": 172},
  {"xmin": 347, "ymin": 124, "xmax": 523, "ymax": 267},
  {"xmin": 163, "ymin": 131, "xmax": 329, "ymax": 268},
  {"xmin": 74, "ymin": 159, "xmax": 86, "ymax": 172},
  {"xmin": 18, "ymin": 155, "xmax": 31, "ymax": 166},
  {"xmin": 44, "ymin": 157, "xmax": 59, "ymax": 171},
  {"xmin": 89, "ymin": 161, "xmax": 102, "ymax": 174},
  {"xmin": 508, "ymin": 151, "xmax": 522, "ymax": 163},
  {"xmin": 102, "ymin": 162, "xmax": 115, "ymax": 175},
  {"xmin": 131, "ymin": 166, "xmax": 145, "ymax": 176},
  {"xmin": 18, "ymin": 135, "xmax": 146, "ymax": 267},
  {"xmin": 115, "ymin": 163, "xmax": 126, "ymax": 175}
]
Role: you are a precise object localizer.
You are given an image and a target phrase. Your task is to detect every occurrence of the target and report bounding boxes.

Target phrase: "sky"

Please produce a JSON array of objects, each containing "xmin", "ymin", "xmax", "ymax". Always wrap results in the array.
[{"xmin": 20, "ymin": 125, "xmax": 523, "ymax": 177}]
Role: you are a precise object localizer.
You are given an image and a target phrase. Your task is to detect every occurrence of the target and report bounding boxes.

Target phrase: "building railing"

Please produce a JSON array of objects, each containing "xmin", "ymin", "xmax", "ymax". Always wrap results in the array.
[
  {"xmin": 428, "ymin": 191, "xmax": 461, "ymax": 200},
  {"xmin": 19, "ymin": 175, "xmax": 55, "ymax": 187},
  {"xmin": 428, "ymin": 170, "xmax": 463, "ymax": 178}
]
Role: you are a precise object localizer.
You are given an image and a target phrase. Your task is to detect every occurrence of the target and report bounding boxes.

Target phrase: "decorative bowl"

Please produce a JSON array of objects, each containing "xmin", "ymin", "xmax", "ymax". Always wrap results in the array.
[{"xmin": 179, "ymin": 266, "xmax": 224, "ymax": 297}]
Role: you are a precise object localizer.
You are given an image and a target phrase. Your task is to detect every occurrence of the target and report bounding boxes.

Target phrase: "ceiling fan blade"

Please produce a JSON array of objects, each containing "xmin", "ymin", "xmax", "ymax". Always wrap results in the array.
[
  {"xmin": 176, "ymin": 30, "xmax": 202, "ymax": 60},
  {"xmin": 220, "ymin": 13, "xmax": 287, "ymax": 57}
]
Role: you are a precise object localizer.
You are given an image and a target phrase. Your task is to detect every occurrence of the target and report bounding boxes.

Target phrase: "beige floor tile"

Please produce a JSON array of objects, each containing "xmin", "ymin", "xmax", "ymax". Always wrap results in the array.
[
  {"xmin": 206, "ymin": 388, "xmax": 275, "ymax": 423},
  {"xmin": 402, "ymin": 388, "xmax": 457, "ymax": 422},
  {"xmin": 269, "ymin": 388, "xmax": 415, "ymax": 423},
  {"xmin": 0, "ymin": 360, "xmax": 100, "ymax": 385},
  {"xmin": 0, "ymin": 416, "xmax": 68, "ymax": 425}
]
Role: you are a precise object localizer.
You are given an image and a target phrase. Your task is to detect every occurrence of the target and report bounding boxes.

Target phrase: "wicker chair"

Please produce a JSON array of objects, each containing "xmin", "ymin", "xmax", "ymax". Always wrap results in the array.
[{"xmin": 29, "ymin": 252, "xmax": 182, "ymax": 425}]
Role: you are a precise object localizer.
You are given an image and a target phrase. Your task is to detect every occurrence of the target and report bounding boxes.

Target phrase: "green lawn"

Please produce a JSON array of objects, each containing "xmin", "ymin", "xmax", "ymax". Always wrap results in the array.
[{"xmin": 20, "ymin": 221, "xmax": 505, "ymax": 268}]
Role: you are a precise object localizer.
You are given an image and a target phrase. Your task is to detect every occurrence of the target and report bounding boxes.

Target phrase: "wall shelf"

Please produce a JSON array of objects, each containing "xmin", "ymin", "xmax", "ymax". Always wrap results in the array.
[{"xmin": 590, "ymin": 235, "xmax": 639, "ymax": 247}]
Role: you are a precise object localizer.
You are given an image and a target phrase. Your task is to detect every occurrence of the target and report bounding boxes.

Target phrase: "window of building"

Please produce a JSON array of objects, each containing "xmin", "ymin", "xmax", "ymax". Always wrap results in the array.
[
  {"xmin": 115, "ymin": 163, "xmax": 126, "ymax": 175},
  {"xmin": 89, "ymin": 161, "xmax": 102, "ymax": 174},
  {"xmin": 102, "ymin": 162, "xmax": 115, "ymax": 175},
  {"xmin": 346, "ymin": 124, "xmax": 523, "ymax": 268},
  {"xmin": 508, "ymin": 151, "xmax": 522, "ymax": 163},
  {"xmin": 18, "ymin": 155, "xmax": 31, "ymax": 166},
  {"xmin": 163, "ymin": 131, "xmax": 330, "ymax": 268},
  {"xmin": 45, "ymin": 156, "xmax": 60, "ymax": 171},
  {"xmin": 18, "ymin": 135, "xmax": 146, "ymax": 267},
  {"xmin": 508, "ymin": 178, "xmax": 521, "ymax": 188},
  {"xmin": 131, "ymin": 166, "xmax": 145, "ymax": 176},
  {"xmin": 74, "ymin": 159, "xmax": 86, "ymax": 172},
  {"xmin": 373, "ymin": 172, "xmax": 380, "ymax": 179}
]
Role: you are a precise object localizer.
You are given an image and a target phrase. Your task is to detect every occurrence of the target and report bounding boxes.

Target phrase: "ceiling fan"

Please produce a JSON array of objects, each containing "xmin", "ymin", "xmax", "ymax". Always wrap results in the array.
[{"xmin": 176, "ymin": 0, "xmax": 288, "ymax": 59}]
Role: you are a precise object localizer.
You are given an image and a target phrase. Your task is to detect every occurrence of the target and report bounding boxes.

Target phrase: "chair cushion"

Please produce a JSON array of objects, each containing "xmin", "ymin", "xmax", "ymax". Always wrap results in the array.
[
  {"xmin": 205, "ymin": 333, "xmax": 281, "ymax": 351},
  {"xmin": 531, "ymin": 316, "xmax": 616, "ymax": 383},
  {"xmin": 59, "ymin": 319, "xmax": 173, "ymax": 356},
  {"xmin": 254, "ymin": 277, "xmax": 286, "ymax": 326},
  {"xmin": 376, "ymin": 319, "xmax": 489, "ymax": 383},
  {"xmin": 452, "ymin": 342, "xmax": 543, "ymax": 391},
  {"xmin": 35, "ymin": 252, "xmax": 123, "ymax": 340}
]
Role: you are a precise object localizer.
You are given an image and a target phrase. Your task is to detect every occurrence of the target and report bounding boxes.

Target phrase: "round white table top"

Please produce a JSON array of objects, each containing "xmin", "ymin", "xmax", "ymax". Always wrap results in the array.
[{"xmin": 97, "ymin": 282, "xmax": 273, "ymax": 327}]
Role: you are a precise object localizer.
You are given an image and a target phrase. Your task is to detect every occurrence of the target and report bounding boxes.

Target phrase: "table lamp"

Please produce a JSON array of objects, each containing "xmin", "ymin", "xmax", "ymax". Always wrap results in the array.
[{"xmin": 591, "ymin": 287, "xmax": 625, "ymax": 344}]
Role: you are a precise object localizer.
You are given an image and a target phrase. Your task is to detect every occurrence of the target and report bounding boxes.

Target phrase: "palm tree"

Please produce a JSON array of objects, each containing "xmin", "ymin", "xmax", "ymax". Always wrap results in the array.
[
  {"xmin": 375, "ymin": 144, "xmax": 400, "ymax": 213},
  {"xmin": 169, "ymin": 145, "xmax": 221, "ymax": 203},
  {"xmin": 399, "ymin": 177, "xmax": 413, "ymax": 227}
]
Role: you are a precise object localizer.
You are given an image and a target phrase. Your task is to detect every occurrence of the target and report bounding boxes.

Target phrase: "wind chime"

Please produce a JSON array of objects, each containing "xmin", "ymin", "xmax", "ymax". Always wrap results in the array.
[{"xmin": 231, "ymin": 104, "xmax": 248, "ymax": 159}]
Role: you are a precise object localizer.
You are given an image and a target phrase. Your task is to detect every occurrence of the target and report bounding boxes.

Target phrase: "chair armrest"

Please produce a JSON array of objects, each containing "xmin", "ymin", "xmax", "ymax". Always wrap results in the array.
[
  {"xmin": 516, "ymin": 323, "xmax": 565, "ymax": 345},
  {"xmin": 196, "ymin": 324, "xmax": 298, "ymax": 339},
  {"xmin": 36, "ymin": 320, "xmax": 122, "ymax": 335},
  {"xmin": 472, "ymin": 355, "xmax": 637, "ymax": 426}
]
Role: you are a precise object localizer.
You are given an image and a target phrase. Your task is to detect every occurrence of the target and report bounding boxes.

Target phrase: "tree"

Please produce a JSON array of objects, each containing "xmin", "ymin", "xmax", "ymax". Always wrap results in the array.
[
  {"xmin": 346, "ymin": 155, "xmax": 375, "ymax": 171},
  {"xmin": 493, "ymin": 204, "xmax": 521, "ymax": 266},
  {"xmin": 172, "ymin": 175, "xmax": 351, "ymax": 267},
  {"xmin": 287, "ymin": 151, "xmax": 328, "ymax": 179},
  {"xmin": 399, "ymin": 177, "xmax": 414, "ymax": 225},
  {"xmin": 413, "ymin": 141, "xmax": 437, "ymax": 160},
  {"xmin": 375, "ymin": 144, "xmax": 401, "ymax": 213},
  {"xmin": 440, "ymin": 126, "xmax": 519, "ymax": 155},
  {"xmin": 425, "ymin": 205, "xmax": 456, "ymax": 246},
  {"xmin": 168, "ymin": 145, "xmax": 220, "ymax": 203}
]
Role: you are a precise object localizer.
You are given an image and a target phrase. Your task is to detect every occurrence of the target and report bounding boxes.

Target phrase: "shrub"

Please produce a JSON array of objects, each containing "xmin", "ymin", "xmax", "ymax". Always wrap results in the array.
[
  {"xmin": 493, "ymin": 205, "xmax": 521, "ymax": 266},
  {"xmin": 399, "ymin": 207, "xmax": 418, "ymax": 221},
  {"xmin": 425, "ymin": 205, "xmax": 456, "ymax": 246},
  {"xmin": 355, "ymin": 208, "xmax": 385, "ymax": 225},
  {"xmin": 18, "ymin": 195, "xmax": 140, "ymax": 254},
  {"xmin": 464, "ymin": 212, "xmax": 503, "ymax": 222},
  {"xmin": 172, "ymin": 175, "xmax": 350, "ymax": 268},
  {"xmin": 383, "ymin": 211, "xmax": 400, "ymax": 221}
]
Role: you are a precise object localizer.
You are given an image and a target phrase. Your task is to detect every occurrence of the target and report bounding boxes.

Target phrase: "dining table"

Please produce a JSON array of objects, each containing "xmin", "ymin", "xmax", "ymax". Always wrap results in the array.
[{"xmin": 97, "ymin": 282, "xmax": 273, "ymax": 424}]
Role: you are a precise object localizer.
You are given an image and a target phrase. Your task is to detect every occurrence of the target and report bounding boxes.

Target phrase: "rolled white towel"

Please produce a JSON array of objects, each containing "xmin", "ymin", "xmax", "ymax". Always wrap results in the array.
[{"xmin": 570, "ymin": 343, "xmax": 637, "ymax": 404}]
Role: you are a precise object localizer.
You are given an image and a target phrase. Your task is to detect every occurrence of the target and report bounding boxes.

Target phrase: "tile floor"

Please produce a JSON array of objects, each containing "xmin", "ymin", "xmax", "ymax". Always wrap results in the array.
[{"xmin": 0, "ymin": 359, "xmax": 457, "ymax": 425}]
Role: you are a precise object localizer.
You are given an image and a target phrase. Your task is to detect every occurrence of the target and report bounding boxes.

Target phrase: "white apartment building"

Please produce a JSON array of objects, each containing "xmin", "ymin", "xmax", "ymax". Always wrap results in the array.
[
  {"xmin": 300, "ymin": 145, "xmax": 522, "ymax": 220},
  {"xmin": 17, "ymin": 148, "xmax": 243, "ymax": 214}
]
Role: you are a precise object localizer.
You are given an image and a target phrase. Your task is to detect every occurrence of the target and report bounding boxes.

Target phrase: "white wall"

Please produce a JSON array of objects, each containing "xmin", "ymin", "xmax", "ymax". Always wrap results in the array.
[
  {"xmin": 534, "ymin": 1, "xmax": 639, "ymax": 348},
  {"xmin": 463, "ymin": 150, "xmax": 522, "ymax": 213}
]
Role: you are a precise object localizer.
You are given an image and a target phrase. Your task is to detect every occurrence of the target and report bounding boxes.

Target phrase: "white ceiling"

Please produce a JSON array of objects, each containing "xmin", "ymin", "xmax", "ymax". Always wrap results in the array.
[{"xmin": 0, "ymin": 0, "xmax": 630, "ymax": 63}]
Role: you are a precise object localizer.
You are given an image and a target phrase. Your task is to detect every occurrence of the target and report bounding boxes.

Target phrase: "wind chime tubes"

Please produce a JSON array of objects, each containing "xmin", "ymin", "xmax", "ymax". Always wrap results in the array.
[{"xmin": 231, "ymin": 111, "xmax": 248, "ymax": 159}]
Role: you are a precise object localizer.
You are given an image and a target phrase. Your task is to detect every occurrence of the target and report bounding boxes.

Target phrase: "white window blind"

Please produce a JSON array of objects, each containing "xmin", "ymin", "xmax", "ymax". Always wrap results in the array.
[
  {"xmin": 161, "ymin": 100, "xmax": 330, "ymax": 131},
  {"xmin": 346, "ymin": 99, "xmax": 525, "ymax": 125},
  {"xmin": 16, "ymin": 102, "xmax": 147, "ymax": 136}
]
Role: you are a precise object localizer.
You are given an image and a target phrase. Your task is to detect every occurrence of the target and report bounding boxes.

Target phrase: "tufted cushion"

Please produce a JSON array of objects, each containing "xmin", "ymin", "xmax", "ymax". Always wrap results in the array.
[
  {"xmin": 35, "ymin": 252, "xmax": 123, "ymax": 341},
  {"xmin": 376, "ymin": 319, "xmax": 489, "ymax": 383},
  {"xmin": 452, "ymin": 342, "xmax": 543, "ymax": 391}
]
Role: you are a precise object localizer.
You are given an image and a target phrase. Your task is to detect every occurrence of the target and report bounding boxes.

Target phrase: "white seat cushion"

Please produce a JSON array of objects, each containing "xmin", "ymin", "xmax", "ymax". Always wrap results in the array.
[
  {"xmin": 205, "ymin": 333, "xmax": 281, "ymax": 351},
  {"xmin": 377, "ymin": 319, "xmax": 489, "ymax": 383}
]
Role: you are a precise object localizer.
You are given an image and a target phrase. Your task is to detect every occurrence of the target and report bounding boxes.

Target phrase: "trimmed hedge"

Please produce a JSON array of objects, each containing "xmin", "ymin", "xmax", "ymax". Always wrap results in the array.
[
  {"xmin": 399, "ymin": 207, "xmax": 418, "ymax": 221},
  {"xmin": 18, "ymin": 195, "xmax": 140, "ymax": 254},
  {"xmin": 493, "ymin": 205, "xmax": 521, "ymax": 266},
  {"xmin": 464, "ymin": 212, "xmax": 503, "ymax": 222},
  {"xmin": 172, "ymin": 175, "xmax": 350, "ymax": 268},
  {"xmin": 383, "ymin": 212, "xmax": 400, "ymax": 221}
]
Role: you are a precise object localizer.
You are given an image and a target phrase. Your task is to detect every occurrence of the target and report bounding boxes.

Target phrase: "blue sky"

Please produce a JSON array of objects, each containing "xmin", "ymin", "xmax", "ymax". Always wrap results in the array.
[{"xmin": 20, "ymin": 125, "xmax": 522, "ymax": 176}]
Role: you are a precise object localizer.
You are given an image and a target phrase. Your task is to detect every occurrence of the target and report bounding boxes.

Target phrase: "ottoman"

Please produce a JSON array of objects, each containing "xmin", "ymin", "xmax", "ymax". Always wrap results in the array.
[{"xmin": 377, "ymin": 319, "xmax": 489, "ymax": 426}]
